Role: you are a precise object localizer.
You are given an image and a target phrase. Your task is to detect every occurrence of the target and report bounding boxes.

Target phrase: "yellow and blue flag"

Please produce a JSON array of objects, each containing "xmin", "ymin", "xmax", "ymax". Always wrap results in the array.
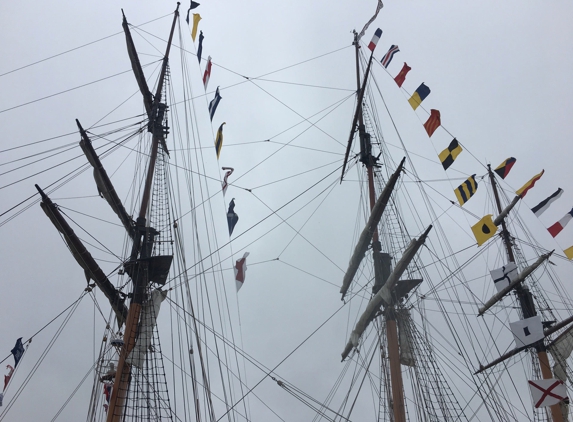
[
  {"xmin": 455, "ymin": 174, "xmax": 478, "ymax": 206},
  {"xmin": 408, "ymin": 83, "xmax": 430, "ymax": 110}
]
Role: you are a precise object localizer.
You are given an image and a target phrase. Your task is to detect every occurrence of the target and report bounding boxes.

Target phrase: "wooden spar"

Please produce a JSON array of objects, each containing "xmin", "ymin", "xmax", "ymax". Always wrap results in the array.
[
  {"xmin": 487, "ymin": 165, "xmax": 564, "ymax": 422},
  {"xmin": 76, "ymin": 119, "xmax": 135, "ymax": 238},
  {"xmin": 106, "ymin": 4, "xmax": 180, "ymax": 422}
]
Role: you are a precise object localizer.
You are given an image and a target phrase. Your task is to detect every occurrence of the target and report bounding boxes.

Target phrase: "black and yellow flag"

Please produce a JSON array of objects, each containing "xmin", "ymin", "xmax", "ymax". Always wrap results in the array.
[
  {"xmin": 471, "ymin": 215, "xmax": 498, "ymax": 246},
  {"xmin": 214, "ymin": 122, "xmax": 226, "ymax": 159},
  {"xmin": 454, "ymin": 174, "xmax": 478, "ymax": 206},
  {"xmin": 439, "ymin": 138, "xmax": 462, "ymax": 170}
]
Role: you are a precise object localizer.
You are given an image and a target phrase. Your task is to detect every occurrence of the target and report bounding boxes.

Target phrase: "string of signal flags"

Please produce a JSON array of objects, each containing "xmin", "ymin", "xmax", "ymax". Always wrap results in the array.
[
  {"xmin": 186, "ymin": 2, "xmax": 250, "ymax": 291},
  {"xmin": 367, "ymin": 29, "xmax": 573, "ymax": 259}
]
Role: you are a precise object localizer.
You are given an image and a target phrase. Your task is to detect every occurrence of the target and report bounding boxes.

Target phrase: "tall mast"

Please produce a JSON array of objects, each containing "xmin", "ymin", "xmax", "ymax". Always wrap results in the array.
[
  {"xmin": 487, "ymin": 165, "xmax": 564, "ymax": 422},
  {"xmin": 351, "ymin": 31, "xmax": 407, "ymax": 422},
  {"xmin": 106, "ymin": 4, "xmax": 180, "ymax": 421}
]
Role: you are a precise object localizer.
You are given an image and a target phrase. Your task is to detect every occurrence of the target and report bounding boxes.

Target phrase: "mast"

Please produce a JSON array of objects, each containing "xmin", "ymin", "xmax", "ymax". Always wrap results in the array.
[
  {"xmin": 106, "ymin": 4, "xmax": 180, "ymax": 421},
  {"xmin": 487, "ymin": 165, "xmax": 564, "ymax": 422},
  {"xmin": 349, "ymin": 31, "xmax": 408, "ymax": 422}
]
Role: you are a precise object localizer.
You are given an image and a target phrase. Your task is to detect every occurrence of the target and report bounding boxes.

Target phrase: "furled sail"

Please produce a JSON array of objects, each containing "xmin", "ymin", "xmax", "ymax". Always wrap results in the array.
[
  {"xmin": 397, "ymin": 309, "xmax": 415, "ymax": 367},
  {"xmin": 36, "ymin": 185, "xmax": 128, "ymax": 326},
  {"xmin": 126, "ymin": 289, "xmax": 167, "ymax": 368},
  {"xmin": 340, "ymin": 157, "xmax": 406, "ymax": 299},
  {"xmin": 341, "ymin": 225, "xmax": 432, "ymax": 360},
  {"xmin": 493, "ymin": 195, "xmax": 520, "ymax": 226},
  {"xmin": 77, "ymin": 120, "xmax": 135, "ymax": 238}
]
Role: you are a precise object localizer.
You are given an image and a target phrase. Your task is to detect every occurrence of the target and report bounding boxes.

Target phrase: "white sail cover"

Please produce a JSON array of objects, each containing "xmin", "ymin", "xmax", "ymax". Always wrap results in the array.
[
  {"xmin": 127, "ymin": 289, "xmax": 167, "ymax": 368},
  {"xmin": 490, "ymin": 262, "xmax": 518, "ymax": 293},
  {"xmin": 396, "ymin": 310, "xmax": 415, "ymax": 367},
  {"xmin": 549, "ymin": 327, "xmax": 573, "ymax": 382},
  {"xmin": 510, "ymin": 316, "xmax": 544, "ymax": 347}
]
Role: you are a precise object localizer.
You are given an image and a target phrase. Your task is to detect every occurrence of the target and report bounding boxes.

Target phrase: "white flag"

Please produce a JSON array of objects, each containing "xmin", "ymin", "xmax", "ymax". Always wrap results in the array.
[
  {"xmin": 490, "ymin": 262, "xmax": 518, "ymax": 293},
  {"xmin": 510, "ymin": 316, "xmax": 544, "ymax": 347},
  {"xmin": 528, "ymin": 379, "xmax": 567, "ymax": 408}
]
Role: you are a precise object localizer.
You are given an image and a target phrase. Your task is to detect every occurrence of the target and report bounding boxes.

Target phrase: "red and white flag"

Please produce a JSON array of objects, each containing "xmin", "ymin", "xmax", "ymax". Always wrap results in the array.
[
  {"xmin": 234, "ymin": 252, "xmax": 250, "ymax": 292},
  {"xmin": 3, "ymin": 365, "xmax": 13, "ymax": 392},
  {"xmin": 221, "ymin": 167, "xmax": 234, "ymax": 196},
  {"xmin": 203, "ymin": 56, "xmax": 212, "ymax": 90},
  {"xmin": 547, "ymin": 208, "xmax": 573, "ymax": 237},
  {"xmin": 367, "ymin": 28, "xmax": 382, "ymax": 52},
  {"xmin": 528, "ymin": 379, "xmax": 567, "ymax": 408}
]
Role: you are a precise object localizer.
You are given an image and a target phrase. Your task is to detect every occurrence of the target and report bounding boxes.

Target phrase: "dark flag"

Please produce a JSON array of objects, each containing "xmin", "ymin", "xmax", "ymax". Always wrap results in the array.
[
  {"xmin": 493, "ymin": 157, "xmax": 516, "ymax": 179},
  {"xmin": 394, "ymin": 62, "xmax": 411, "ymax": 87},
  {"xmin": 11, "ymin": 338, "xmax": 24, "ymax": 368},
  {"xmin": 208, "ymin": 87, "xmax": 222, "ymax": 121},
  {"xmin": 185, "ymin": 1, "xmax": 201, "ymax": 24},
  {"xmin": 408, "ymin": 83, "xmax": 431, "ymax": 110},
  {"xmin": 438, "ymin": 138, "xmax": 462, "ymax": 170},
  {"xmin": 381, "ymin": 45, "xmax": 399, "ymax": 68},
  {"xmin": 455, "ymin": 174, "xmax": 478, "ymax": 206},
  {"xmin": 197, "ymin": 31, "xmax": 204, "ymax": 64},
  {"xmin": 531, "ymin": 188, "xmax": 563, "ymax": 217},
  {"xmin": 214, "ymin": 122, "xmax": 226, "ymax": 159},
  {"xmin": 423, "ymin": 109, "xmax": 441, "ymax": 137},
  {"xmin": 227, "ymin": 199, "xmax": 239, "ymax": 236}
]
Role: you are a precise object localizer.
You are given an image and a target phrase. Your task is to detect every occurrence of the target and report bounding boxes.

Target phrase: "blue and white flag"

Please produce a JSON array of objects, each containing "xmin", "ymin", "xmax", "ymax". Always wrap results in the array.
[
  {"xmin": 381, "ymin": 45, "xmax": 399, "ymax": 68},
  {"xmin": 531, "ymin": 188, "xmax": 563, "ymax": 217},
  {"xmin": 11, "ymin": 338, "xmax": 24, "ymax": 368},
  {"xmin": 208, "ymin": 87, "xmax": 222, "ymax": 121}
]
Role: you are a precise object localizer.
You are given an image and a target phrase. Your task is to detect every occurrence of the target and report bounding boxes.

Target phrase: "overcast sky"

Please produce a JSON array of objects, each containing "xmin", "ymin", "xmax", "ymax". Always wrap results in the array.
[{"xmin": 0, "ymin": 1, "xmax": 572, "ymax": 421}]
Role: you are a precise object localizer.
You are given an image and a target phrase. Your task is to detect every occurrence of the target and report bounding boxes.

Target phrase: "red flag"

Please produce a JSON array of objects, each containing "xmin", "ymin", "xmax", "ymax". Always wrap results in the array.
[
  {"xmin": 203, "ymin": 56, "xmax": 212, "ymax": 89},
  {"xmin": 516, "ymin": 170, "xmax": 544, "ymax": 198},
  {"xmin": 423, "ymin": 109, "xmax": 441, "ymax": 137},
  {"xmin": 394, "ymin": 63, "xmax": 411, "ymax": 87},
  {"xmin": 3, "ymin": 365, "xmax": 13, "ymax": 392},
  {"xmin": 234, "ymin": 252, "xmax": 250, "ymax": 292},
  {"xmin": 221, "ymin": 167, "xmax": 234, "ymax": 196}
]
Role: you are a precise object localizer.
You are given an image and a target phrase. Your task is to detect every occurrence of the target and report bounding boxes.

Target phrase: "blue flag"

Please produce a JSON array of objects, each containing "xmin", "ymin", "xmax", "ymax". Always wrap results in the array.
[
  {"xmin": 185, "ymin": 1, "xmax": 200, "ymax": 24},
  {"xmin": 227, "ymin": 199, "xmax": 239, "ymax": 236},
  {"xmin": 208, "ymin": 87, "xmax": 222, "ymax": 121},
  {"xmin": 11, "ymin": 338, "xmax": 24, "ymax": 367},
  {"xmin": 197, "ymin": 31, "xmax": 204, "ymax": 64}
]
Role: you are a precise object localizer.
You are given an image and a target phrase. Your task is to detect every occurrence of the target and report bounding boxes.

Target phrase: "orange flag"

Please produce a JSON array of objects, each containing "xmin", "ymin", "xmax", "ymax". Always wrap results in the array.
[{"xmin": 423, "ymin": 109, "xmax": 441, "ymax": 137}]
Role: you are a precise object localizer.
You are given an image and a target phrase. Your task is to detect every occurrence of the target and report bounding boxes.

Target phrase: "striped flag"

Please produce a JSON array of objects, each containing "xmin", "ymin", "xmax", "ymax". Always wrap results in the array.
[
  {"xmin": 208, "ymin": 87, "xmax": 222, "ymax": 121},
  {"xmin": 214, "ymin": 122, "xmax": 225, "ymax": 159},
  {"xmin": 381, "ymin": 45, "xmax": 399, "ymax": 68},
  {"xmin": 493, "ymin": 157, "xmax": 516, "ymax": 179},
  {"xmin": 368, "ymin": 28, "xmax": 383, "ymax": 52},
  {"xmin": 203, "ymin": 56, "xmax": 212, "ymax": 89},
  {"xmin": 234, "ymin": 252, "xmax": 250, "ymax": 292},
  {"xmin": 423, "ymin": 109, "xmax": 441, "ymax": 137},
  {"xmin": 438, "ymin": 138, "xmax": 462, "ymax": 170},
  {"xmin": 455, "ymin": 174, "xmax": 478, "ymax": 206},
  {"xmin": 531, "ymin": 188, "xmax": 563, "ymax": 217},
  {"xmin": 408, "ymin": 83, "xmax": 431, "ymax": 110},
  {"xmin": 547, "ymin": 208, "xmax": 573, "ymax": 237},
  {"xmin": 358, "ymin": 0, "xmax": 383, "ymax": 39},
  {"xmin": 221, "ymin": 167, "xmax": 234, "ymax": 196},
  {"xmin": 197, "ymin": 31, "xmax": 204, "ymax": 63},
  {"xmin": 394, "ymin": 63, "xmax": 411, "ymax": 87},
  {"xmin": 516, "ymin": 170, "xmax": 544, "ymax": 198}
]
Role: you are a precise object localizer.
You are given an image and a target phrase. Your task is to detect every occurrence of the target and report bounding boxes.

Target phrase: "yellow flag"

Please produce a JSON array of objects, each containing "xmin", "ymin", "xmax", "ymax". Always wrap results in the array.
[
  {"xmin": 191, "ymin": 14, "xmax": 202, "ymax": 41},
  {"xmin": 471, "ymin": 215, "xmax": 498, "ymax": 246},
  {"xmin": 564, "ymin": 246, "xmax": 573, "ymax": 260},
  {"xmin": 515, "ymin": 170, "xmax": 544, "ymax": 198}
]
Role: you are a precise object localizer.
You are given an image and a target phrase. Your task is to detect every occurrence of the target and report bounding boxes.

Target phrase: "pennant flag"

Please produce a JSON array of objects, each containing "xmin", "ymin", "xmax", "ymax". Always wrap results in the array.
[
  {"xmin": 564, "ymin": 245, "xmax": 573, "ymax": 260},
  {"xmin": 0, "ymin": 392, "xmax": 3, "ymax": 407},
  {"xmin": 3, "ymin": 365, "xmax": 13, "ymax": 392},
  {"xmin": 516, "ymin": 170, "xmax": 544, "ymax": 198},
  {"xmin": 11, "ymin": 338, "xmax": 24, "ymax": 368},
  {"xmin": 510, "ymin": 315, "xmax": 544, "ymax": 347},
  {"xmin": 234, "ymin": 252, "xmax": 250, "ymax": 292},
  {"xmin": 185, "ymin": 1, "xmax": 200, "ymax": 24},
  {"xmin": 214, "ymin": 122, "xmax": 225, "ymax": 159},
  {"xmin": 208, "ymin": 87, "xmax": 222, "ymax": 121},
  {"xmin": 191, "ymin": 13, "xmax": 201, "ymax": 41},
  {"xmin": 394, "ymin": 63, "xmax": 411, "ymax": 87},
  {"xmin": 357, "ymin": 0, "xmax": 383, "ymax": 40},
  {"xmin": 423, "ymin": 109, "xmax": 441, "ymax": 137},
  {"xmin": 227, "ymin": 198, "xmax": 239, "ymax": 236},
  {"xmin": 528, "ymin": 379, "xmax": 567, "ymax": 408},
  {"xmin": 490, "ymin": 262, "xmax": 518, "ymax": 293},
  {"xmin": 547, "ymin": 208, "xmax": 573, "ymax": 237},
  {"xmin": 438, "ymin": 138, "xmax": 462, "ymax": 170},
  {"xmin": 367, "ymin": 28, "xmax": 383, "ymax": 52},
  {"xmin": 221, "ymin": 167, "xmax": 234, "ymax": 196},
  {"xmin": 408, "ymin": 83, "xmax": 431, "ymax": 110},
  {"xmin": 381, "ymin": 45, "xmax": 399, "ymax": 68},
  {"xmin": 471, "ymin": 215, "xmax": 498, "ymax": 246},
  {"xmin": 493, "ymin": 157, "xmax": 516, "ymax": 179},
  {"xmin": 455, "ymin": 175, "xmax": 478, "ymax": 206},
  {"xmin": 531, "ymin": 188, "xmax": 563, "ymax": 217},
  {"xmin": 203, "ymin": 56, "xmax": 212, "ymax": 89},
  {"xmin": 197, "ymin": 31, "xmax": 204, "ymax": 64}
]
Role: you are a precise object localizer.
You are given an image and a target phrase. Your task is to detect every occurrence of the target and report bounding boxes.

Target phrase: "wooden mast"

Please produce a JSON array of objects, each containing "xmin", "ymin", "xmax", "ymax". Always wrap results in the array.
[
  {"xmin": 351, "ymin": 32, "xmax": 407, "ymax": 422},
  {"xmin": 106, "ymin": 4, "xmax": 180, "ymax": 421},
  {"xmin": 487, "ymin": 165, "xmax": 564, "ymax": 422}
]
